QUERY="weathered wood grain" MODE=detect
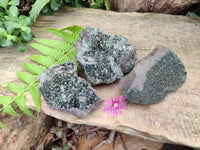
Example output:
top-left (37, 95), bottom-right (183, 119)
top-left (0, 6), bottom-right (200, 148)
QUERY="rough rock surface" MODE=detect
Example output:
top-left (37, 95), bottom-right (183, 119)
top-left (0, 112), bottom-right (53, 150)
top-left (121, 45), bottom-right (187, 104)
top-left (1, 6), bottom-right (200, 148)
top-left (75, 26), bottom-right (137, 85)
top-left (108, 0), bottom-right (200, 14)
top-left (38, 61), bottom-right (103, 118)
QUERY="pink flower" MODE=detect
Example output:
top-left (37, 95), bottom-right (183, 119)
top-left (103, 95), bottom-right (127, 117)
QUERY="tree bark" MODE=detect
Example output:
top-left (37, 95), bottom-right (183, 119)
top-left (108, 0), bottom-right (200, 14)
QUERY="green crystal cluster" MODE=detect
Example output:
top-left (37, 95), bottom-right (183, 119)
top-left (38, 61), bottom-right (102, 118)
top-left (75, 26), bottom-right (137, 85)
top-left (125, 50), bottom-right (187, 104)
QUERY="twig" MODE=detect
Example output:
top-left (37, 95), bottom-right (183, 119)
top-left (90, 130), bottom-right (116, 150)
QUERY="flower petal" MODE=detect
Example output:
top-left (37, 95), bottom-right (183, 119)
top-left (103, 105), bottom-right (112, 111)
top-left (114, 110), bottom-right (118, 117)
top-left (104, 102), bottom-right (111, 105)
top-left (119, 101), bottom-right (127, 105)
top-left (105, 99), bottom-right (112, 104)
top-left (119, 110), bottom-right (122, 114)
top-left (119, 95), bottom-right (126, 102)
top-left (119, 105), bottom-right (127, 109)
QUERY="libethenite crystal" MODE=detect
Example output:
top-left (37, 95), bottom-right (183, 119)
top-left (121, 45), bottom-right (187, 104)
top-left (75, 26), bottom-right (137, 85)
top-left (38, 61), bottom-right (103, 118)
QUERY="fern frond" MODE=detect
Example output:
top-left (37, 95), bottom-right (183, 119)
top-left (56, 47), bottom-right (76, 64)
top-left (0, 96), bottom-right (12, 106)
top-left (28, 55), bottom-right (55, 67)
top-left (60, 25), bottom-right (84, 34)
top-left (7, 82), bottom-right (26, 95)
top-left (15, 95), bottom-right (34, 117)
top-left (27, 84), bottom-right (40, 116)
top-left (43, 28), bottom-right (78, 44)
top-left (16, 71), bottom-right (37, 85)
top-left (0, 25), bottom-right (84, 130)
top-left (22, 62), bottom-right (46, 75)
top-left (3, 105), bottom-right (20, 116)
top-left (0, 122), bottom-right (8, 131)
top-left (33, 38), bottom-right (73, 51)
top-left (29, 43), bottom-right (64, 60)
top-left (29, 0), bottom-right (50, 22)
top-left (66, 47), bottom-right (77, 62)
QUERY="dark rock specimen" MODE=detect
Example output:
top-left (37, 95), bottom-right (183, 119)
top-left (38, 61), bottom-right (103, 118)
top-left (121, 45), bottom-right (187, 104)
top-left (75, 26), bottom-right (137, 85)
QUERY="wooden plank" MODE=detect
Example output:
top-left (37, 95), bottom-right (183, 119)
top-left (0, 6), bottom-right (200, 148)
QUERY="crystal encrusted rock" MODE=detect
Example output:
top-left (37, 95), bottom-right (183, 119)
top-left (121, 45), bottom-right (187, 104)
top-left (38, 61), bottom-right (103, 118)
top-left (75, 26), bottom-right (137, 85)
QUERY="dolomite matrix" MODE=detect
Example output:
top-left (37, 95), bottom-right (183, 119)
top-left (38, 61), bottom-right (103, 118)
top-left (75, 26), bottom-right (137, 85)
top-left (121, 45), bottom-right (187, 104)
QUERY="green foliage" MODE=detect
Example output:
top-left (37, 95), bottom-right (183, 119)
top-left (43, 28), bottom-right (79, 44)
top-left (72, 0), bottom-right (111, 10)
top-left (187, 11), bottom-right (200, 18)
top-left (42, 0), bottom-right (63, 16)
top-left (16, 71), bottom-right (37, 85)
top-left (0, 25), bottom-right (84, 130)
top-left (0, 121), bottom-right (8, 131)
top-left (29, 0), bottom-right (111, 24)
top-left (22, 62), bottom-right (46, 75)
top-left (0, 0), bottom-right (32, 52)
top-left (27, 84), bottom-right (41, 116)
top-left (15, 94), bottom-right (34, 117)
top-left (28, 55), bottom-right (56, 67)
top-left (90, 0), bottom-right (110, 10)
top-left (29, 0), bottom-right (50, 22)
top-left (0, 96), bottom-right (20, 116)
top-left (7, 82), bottom-right (25, 95)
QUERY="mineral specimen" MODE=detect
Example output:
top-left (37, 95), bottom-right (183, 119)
top-left (121, 45), bottom-right (187, 104)
top-left (75, 26), bottom-right (137, 85)
top-left (38, 61), bottom-right (103, 118)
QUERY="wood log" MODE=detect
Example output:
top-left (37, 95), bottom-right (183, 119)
top-left (0, 6), bottom-right (200, 148)
top-left (0, 113), bottom-right (53, 150)
top-left (108, 0), bottom-right (200, 14)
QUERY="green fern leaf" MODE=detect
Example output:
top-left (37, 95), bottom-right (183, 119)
top-left (33, 38), bottom-right (72, 51)
top-left (0, 96), bottom-right (12, 106)
top-left (43, 28), bottom-right (78, 44)
top-left (66, 47), bottom-right (76, 62)
top-left (15, 95), bottom-right (33, 117)
top-left (57, 47), bottom-right (75, 63)
top-left (0, 121), bottom-right (8, 131)
top-left (3, 105), bottom-right (20, 116)
top-left (29, 0), bottom-right (50, 22)
top-left (7, 82), bottom-right (26, 95)
top-left (57, 55), bottom-right (69, 64)
top-left (27, 84), bottom-right (40, 115)
top-left (22, 62), bottom-right (46, 75)
top-left (60, 25), bottom-right (84, 34)
top-left (104, 0), bottom-right (111, 10)
top-left (29, 43), bottom-right (64, 60)
top-left (16, 71), bottom-right (37, 85)
top-left (43, 28), bottom-right (66, 39)
top-left (28, 55), bottom-right (55, 67)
